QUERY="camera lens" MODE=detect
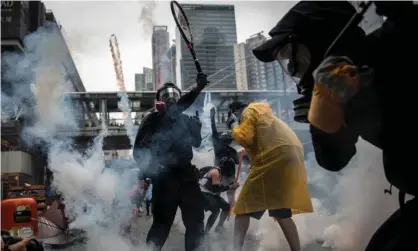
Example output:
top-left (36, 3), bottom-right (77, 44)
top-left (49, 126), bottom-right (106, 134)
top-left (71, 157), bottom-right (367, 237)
top-left (26, 238), bottom-right (44, 251)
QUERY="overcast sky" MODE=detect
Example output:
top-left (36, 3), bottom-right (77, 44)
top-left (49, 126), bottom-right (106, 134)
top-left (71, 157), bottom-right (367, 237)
top-left (45, 1), bottom-right (296, 92)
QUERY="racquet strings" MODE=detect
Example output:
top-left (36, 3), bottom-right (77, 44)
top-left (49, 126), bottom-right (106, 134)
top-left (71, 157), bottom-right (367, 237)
top-left (172, 3), bottom-right (193, 44)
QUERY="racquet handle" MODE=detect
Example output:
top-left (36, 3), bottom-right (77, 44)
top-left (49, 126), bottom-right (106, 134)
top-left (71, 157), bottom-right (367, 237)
top-left (194, 59), bottom-right (202, 73)
top-left (188, 45), bottom-right (202, 73)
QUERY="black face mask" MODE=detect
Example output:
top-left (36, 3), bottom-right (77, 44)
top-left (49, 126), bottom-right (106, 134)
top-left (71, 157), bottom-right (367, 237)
top-left (157, 86), bottom-right (181, 118)
top-left (165, 100), bottom-right (179, 118)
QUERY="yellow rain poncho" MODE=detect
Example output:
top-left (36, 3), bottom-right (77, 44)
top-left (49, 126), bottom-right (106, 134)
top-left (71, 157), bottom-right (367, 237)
top-left (232, 103), bottom-right (313, 215)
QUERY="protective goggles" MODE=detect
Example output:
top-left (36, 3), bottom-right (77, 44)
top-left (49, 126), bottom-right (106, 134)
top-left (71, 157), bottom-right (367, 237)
top-left (157, 87), bottom-right (181, 102)
top-left (275, 39), bottom-right (311, 84)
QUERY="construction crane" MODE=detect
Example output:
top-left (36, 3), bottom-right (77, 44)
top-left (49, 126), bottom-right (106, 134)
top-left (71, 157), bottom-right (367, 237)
top-left (109, 34), bottom-right (128, 119)
top-left (109, 34), bottom-right (127, 92)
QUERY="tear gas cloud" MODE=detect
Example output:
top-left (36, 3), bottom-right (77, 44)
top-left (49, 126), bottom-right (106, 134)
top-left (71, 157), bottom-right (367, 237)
top-left (193, 97), bottom-right (400, 251)
top-left (1, 23), bottom-right (401, 251)
top-left (118, 92), bottom-right (136, 147)
top-left (253, 141), bottom-right (399, 251)
top-left (1, 23), bottom-right (143, 250)
top-left (138, 1), bottom-right (157, 38)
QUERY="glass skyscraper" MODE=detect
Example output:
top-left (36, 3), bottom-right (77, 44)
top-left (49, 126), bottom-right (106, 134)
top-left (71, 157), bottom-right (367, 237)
top-left (152, 26), bottom-right (172, 90)
top-left (177, 4), bottom-right (238, 90)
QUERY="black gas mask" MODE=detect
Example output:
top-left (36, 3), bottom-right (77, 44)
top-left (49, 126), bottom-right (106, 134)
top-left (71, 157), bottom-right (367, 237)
top-left (156, 83), bottom-right (181, 116)
top-left (273, 35), bottom-right (314, 123)
top-left (252, 1), bottom-right (359, 124)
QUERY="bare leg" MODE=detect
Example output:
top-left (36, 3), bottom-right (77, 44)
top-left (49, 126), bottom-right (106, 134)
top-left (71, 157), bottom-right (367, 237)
top-left (276, 217), bottom-right (301, 251)
top-left (216, 209), bottom-right (229, 228)
top-left (234, 214), bottom-right (250, 251)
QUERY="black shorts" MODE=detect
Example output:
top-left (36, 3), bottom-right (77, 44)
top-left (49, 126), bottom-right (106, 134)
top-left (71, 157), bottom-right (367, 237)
top-left (202, 192), bottom-right (230, 212)
top-left (246, 208), bottom-right (292, 220)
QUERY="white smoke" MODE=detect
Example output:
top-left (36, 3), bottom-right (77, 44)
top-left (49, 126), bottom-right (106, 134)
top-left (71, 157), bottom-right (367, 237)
top-left (138, 1), bottom-right (157, 38)
top-left (191, 92), bottom-right (216, 168)
top-left (1, 24), bottom-right (145, 250)
top-left (118, 92), bottom-right (137, 148)
top-left (157, 52), bottom-right (173, 86)
top-left (2, 24), bottom-right (402, 251)
top-left (191, 92), bottom-right (399, 250)
top-left (254, 140), bottom-right (399, 251)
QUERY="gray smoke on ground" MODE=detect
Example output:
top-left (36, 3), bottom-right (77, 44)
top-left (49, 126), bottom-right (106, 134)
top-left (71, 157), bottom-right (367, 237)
top-left (254, 140), bottom-right (399, 251)
top-left (138, 1), bottom-right (157, 38)
top-left (191, 96), bottom-right (399, 251)
top-left (1, 24), bottom-right (147, 251)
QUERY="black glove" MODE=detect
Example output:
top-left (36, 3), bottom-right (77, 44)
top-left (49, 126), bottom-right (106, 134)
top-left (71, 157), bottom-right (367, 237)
top-left (190, 111), bottom-right (202, 128)
top-left (196, 72), bottom-right (209, 89)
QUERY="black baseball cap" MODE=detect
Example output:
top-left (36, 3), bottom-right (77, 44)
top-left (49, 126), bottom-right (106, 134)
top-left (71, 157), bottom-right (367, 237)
top-left (253, 1), bottom-right (356, 63)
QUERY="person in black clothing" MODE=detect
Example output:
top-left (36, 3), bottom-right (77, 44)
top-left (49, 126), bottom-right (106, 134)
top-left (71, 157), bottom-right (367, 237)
top-left (133, 73), bottom-right (209, 251)
top-left (199, 161), bottom-right (239, 234)
top-left (210, 107), bottom-right (239, 168)
top-left (144, 178), bottom-right (153, 216)
top-left (252, 1), bottom-right (418, 250)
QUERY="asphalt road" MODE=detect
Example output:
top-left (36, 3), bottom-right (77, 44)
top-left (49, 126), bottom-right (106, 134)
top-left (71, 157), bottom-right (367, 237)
top-left (45, 211), bottom-right (331, 251)
top-left (127, 212), bottom-right (331, 251)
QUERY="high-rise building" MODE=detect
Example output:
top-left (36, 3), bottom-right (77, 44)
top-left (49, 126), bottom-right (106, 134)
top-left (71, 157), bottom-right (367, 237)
top-left (152, 26), bottom-right (172, 90)
top-left (244, 32), bottom-right (288, 90)
top-left (233, 43), bottom-right (248, 91)
top-left (170, 43), bottom-right (177, 86)
top-left (245, 32), bottom-right (268, 90)
top-left (135, 73), bottom-right (145, 91)
top-left (134, 67), bottom-right (154, 91)
top-left (177, 4), bottom-right (238, 91)
top-left (143, 67), bottom-right (154, 89)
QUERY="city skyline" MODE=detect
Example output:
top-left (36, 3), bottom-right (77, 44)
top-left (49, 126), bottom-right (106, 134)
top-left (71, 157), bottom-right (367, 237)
top-left (45, 1), bottom-right (297, 92)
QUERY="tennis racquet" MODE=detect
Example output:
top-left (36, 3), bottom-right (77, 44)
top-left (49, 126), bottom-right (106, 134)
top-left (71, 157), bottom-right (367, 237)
top-left (170, 1), bottom-right (202, 73)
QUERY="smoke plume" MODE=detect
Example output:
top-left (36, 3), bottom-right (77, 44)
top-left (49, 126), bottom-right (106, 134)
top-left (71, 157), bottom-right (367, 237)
top-left (138, 1), bottom-right (157, 37)
top-left (254, 140), bottom-right (399, 251)
top-left (1, 23), bottom-right (145, 250)
top-left (118, 92), bottom-right (137, 147)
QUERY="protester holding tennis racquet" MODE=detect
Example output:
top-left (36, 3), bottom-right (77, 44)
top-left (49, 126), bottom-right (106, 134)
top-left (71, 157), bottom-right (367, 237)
top-left (132, 2), bottom-right (209, 251)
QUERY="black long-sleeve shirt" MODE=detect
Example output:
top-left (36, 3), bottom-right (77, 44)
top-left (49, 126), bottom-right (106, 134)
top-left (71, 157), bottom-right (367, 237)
top-left (133, 85), bottom-right (203, 173)
top-left (311, 2), bottom-right (418, 196)
top-left (210, 113), bottom-right (239, 166)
